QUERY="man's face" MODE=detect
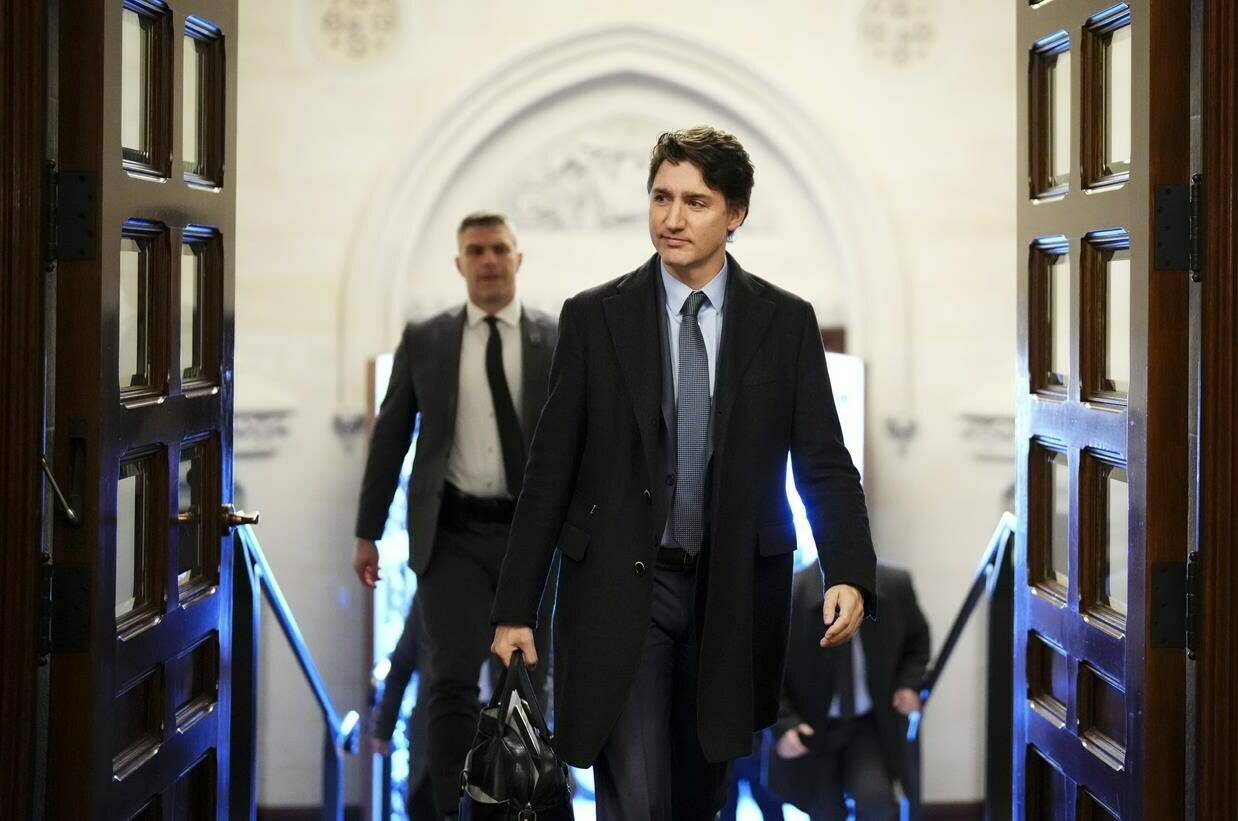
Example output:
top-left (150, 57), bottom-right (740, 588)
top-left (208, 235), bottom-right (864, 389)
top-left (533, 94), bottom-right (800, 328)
top-left (456, 224), bottom-right (521, 309)
top-left (648, 160), bottom-right (747, 275)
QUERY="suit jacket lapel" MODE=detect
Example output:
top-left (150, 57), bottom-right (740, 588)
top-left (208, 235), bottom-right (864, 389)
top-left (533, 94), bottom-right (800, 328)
top-left (712, 256), bottom-right (776, 464)
top-left (440, 306), bottom-right (466, 437)
top-left (603, 257), bottom-right (662, 491)
top-left (519, 310), bottom-right (549, 448)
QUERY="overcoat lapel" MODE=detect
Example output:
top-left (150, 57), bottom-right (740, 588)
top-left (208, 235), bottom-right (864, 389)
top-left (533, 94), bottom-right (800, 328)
top-left (438, 306), bottom-right (466, 434)
top-left (602, 257), bottom-right (662, 492)
top-left (711, 255), bottom-right (777, 466)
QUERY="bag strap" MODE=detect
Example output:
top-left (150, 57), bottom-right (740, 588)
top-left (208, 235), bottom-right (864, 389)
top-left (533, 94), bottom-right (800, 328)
top-left (491, 648), bottom-right (553, 738)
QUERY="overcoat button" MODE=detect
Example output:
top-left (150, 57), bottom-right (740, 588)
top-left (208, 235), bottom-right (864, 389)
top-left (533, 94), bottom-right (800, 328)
top-left (588, 504), bottom-right (598, 517)
top-left (642, 489), bottom-right (652, 503)
top-left (634, 561), bottom-right (646, 576)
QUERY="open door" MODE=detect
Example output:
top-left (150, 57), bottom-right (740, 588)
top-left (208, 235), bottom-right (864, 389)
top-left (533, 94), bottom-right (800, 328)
top-left (46, 1), bottom-right (241, 817)
top-left (1014, 1), bottom-right (1191, 818)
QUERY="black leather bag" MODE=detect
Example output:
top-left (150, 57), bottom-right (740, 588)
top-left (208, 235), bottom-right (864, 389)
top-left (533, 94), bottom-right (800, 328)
top-left (458, 650), bottom-right (574, 820)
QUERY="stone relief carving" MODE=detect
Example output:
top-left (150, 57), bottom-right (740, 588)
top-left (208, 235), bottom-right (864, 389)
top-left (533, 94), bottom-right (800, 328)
top-left (959, 412), bottom-right (1015, 463)
top-left (501, 116), bottom-right (772, 233)
top-left (312, 0), bottom-right (400, 65)
top-left (860, 0), bottom-right (935, 69)
top-left (502, 119), bottom-right (655, 231)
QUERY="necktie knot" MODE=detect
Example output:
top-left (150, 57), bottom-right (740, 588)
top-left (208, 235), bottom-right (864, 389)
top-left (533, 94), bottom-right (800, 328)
top-left (484, 315), bottom-right (498, 329)
top-left (682, 291), bottom-right (708, 318)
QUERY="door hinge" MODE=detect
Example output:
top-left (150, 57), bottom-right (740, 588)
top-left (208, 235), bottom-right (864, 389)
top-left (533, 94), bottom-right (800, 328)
top-left (42, 160), bottom-right (98, 269)
top-left (1150, 552), bottom-right (1201, 657)
top-left (1186, 550), bottom-right (1202, 659)
top-left (38, 562), bottom-right (91, 662)
top-left (1154, 174), bottom-right (1204, 281)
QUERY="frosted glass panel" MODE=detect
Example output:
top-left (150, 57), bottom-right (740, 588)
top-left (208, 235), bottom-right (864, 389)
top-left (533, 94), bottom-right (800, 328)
top-left (1050, 452), bottom-right (1070, 589)
top-left (1104, 467), bottom-right (1128, 615)
top-left (1051, 51), bottom-right (1072, 187)
top-left (1105, 255), bottom-right (1130, 394)
top-left (121, 9), bottom-right (149, 158)
top-left (1105, 26), bottom-right (1132, 172)
top-left (116, 461), bottom-right (147, 619)
top-left (1050, 254), bottom-right (1070, 385)
top-left (178, 444), bottom-right (205, 586)
top-left (180, 244), bottom-right (203, 380)
top-left (119, 237), bottom-right (149, 389)
top-left (183, 37), bottom-right (200, 171)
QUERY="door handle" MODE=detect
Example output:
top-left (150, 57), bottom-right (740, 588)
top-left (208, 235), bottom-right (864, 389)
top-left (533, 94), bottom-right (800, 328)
top-left (221, 503), bottom-right (260, 531)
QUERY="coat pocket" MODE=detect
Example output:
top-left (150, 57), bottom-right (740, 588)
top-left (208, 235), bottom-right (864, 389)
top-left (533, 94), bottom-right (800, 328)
top-left (757, 521), bottom-right (798, 556)
top-left (557, 521), bottom-right (590, 561)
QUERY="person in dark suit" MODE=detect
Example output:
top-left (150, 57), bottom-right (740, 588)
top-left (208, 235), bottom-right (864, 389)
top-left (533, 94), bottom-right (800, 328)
top-left (370, 595), bottom-right (436, 821)
top-left (489, 126), bottom-right (877, 819)
top-left (352, 211), bottom-right (558, 818)
top-left (771, 561), bottom-right (931, 821)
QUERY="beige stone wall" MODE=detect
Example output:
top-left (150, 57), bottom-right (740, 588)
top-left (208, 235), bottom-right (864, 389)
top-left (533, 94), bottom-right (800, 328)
top-left (236, 0), bottom-right (1016, 805)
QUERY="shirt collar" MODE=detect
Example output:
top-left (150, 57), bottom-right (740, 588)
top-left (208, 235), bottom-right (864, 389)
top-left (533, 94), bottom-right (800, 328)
top-left (466, 297), bottom-right (522, 328)
top-left (659, 257), bottom-right (729, 316)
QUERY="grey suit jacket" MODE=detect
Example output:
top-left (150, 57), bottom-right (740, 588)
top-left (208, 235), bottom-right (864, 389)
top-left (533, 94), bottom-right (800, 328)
top-left (355, 304), bottom-right (558, 573)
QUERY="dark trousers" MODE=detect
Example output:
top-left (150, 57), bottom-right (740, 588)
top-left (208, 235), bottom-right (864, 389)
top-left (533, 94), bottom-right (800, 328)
top-left (416, 519), bottom-right (551, 817)
top-left (592, 566), bottom-right (731, 820)
top-left (798, 715), bottom-right (897, 821)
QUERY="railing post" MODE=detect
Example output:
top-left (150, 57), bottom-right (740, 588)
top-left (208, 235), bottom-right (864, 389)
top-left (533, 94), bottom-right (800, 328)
top-left (322, 727), bottom-right (344, 821)
top-left (985, 526), bottom-right (1015, 821)
top-left (230, 534), bottom-right (260, 820)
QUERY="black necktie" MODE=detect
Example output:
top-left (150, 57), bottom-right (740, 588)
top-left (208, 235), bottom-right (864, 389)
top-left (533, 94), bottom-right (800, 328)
top-left (835, 641), bottom-right (856, 719)
top-left (483, 316), bottom-right (525, 498)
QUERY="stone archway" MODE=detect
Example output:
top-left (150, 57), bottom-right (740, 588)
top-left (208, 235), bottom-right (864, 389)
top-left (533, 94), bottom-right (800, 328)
top-left (336, 24), bottom-right (914, 443)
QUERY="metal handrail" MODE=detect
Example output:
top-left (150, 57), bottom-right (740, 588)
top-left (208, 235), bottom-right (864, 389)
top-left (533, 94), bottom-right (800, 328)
top-left (903, 511), bottom-right (1016, 821)
top-left (232, 525), bottom-right (361, 821)
top-left (920, 511), bottom-right (1017, 704)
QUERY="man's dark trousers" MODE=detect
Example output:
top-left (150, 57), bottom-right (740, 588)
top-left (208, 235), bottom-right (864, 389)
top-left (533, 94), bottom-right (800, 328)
top-left (417, 512), bottom-right (552, 817)
top-left (592, 561), bottom-right (730, 820)
top-left (790, 714), bottom-right (897, 821)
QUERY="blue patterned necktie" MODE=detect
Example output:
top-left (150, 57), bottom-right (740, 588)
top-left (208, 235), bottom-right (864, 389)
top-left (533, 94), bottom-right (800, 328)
top-left (672, 290), bottom-right (711, 555)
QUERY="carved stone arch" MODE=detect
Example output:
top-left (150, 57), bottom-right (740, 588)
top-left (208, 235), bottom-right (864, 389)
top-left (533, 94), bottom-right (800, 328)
top-left (337, 24), bottom-right (913, 439)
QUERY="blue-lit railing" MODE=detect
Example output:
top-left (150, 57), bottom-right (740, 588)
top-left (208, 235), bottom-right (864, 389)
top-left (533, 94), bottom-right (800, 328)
top-left (905, 512), bottom-right (1016, 821)
top-left (231, 525), bottom-right (361, 821)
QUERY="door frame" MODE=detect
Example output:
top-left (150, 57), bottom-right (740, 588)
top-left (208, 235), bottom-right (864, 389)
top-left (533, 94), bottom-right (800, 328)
top-left (1198, 0), bottom-right (1238, 816)
top-left (0, 0), bottom-right (49, 817)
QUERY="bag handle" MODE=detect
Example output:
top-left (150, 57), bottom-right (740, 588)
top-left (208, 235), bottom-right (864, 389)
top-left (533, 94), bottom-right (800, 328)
top-left (492, 648), bottom-right (553, 739)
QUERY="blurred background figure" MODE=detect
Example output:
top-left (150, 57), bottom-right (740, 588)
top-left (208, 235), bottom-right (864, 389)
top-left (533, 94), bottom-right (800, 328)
top-left (772, 561), bottom-right (930, 821)
top-left (352, 212), bottom-right (558, 817)
top-left (371, 594), bottom-right (437, 820)
top-left (719, 730), bottom-right (784, 821)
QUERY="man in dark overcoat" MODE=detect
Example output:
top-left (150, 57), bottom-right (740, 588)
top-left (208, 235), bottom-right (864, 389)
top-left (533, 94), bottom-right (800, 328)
top-left (490, 127), bottom-right (877, 819)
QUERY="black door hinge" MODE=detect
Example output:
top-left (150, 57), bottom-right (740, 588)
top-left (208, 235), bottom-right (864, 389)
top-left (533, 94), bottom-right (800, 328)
top-left (42, 160), bottom-right (98, 269)
top-left (1186, 550), bottom-right (1202, 659)
top-left (38, 562), bottom-right (91, 664)
top-left (1154, 174), bottom-right (1204, 281)
top-left (1150, 552), bottom-right (1201, 658)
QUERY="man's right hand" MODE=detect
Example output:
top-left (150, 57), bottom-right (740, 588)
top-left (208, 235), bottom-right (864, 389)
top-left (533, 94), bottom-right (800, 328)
top-left (352, 539), bottom-right (381, 588)
top-left (775, 723), bottom-right (814, 759)
top-left (491, 624), bottom-right (538, 668)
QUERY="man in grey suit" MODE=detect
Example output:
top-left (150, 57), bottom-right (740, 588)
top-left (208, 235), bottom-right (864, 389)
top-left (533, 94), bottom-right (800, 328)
top-left (490, 127), bottom-right (876, 819)
top-left (352, 212), bottom-right (557, 818)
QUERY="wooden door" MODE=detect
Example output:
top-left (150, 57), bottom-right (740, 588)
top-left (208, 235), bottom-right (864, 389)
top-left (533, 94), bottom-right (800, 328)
top-left (1014, 1), bottom-right (1190, 818)
top-left (46, 1), bottom-right (240, 817)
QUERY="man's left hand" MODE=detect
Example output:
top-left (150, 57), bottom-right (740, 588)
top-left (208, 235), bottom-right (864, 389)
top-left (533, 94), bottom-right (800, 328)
top-left (820, 584), bottom-right (864, 647)
top-left (892, 688), bottom-right (922, 715)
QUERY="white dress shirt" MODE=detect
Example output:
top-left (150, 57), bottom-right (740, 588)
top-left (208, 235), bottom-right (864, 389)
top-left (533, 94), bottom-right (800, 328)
top-left (659, 258), bottom-right (728, 399)
top-left (445, 298), bottom-right (524, 499)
